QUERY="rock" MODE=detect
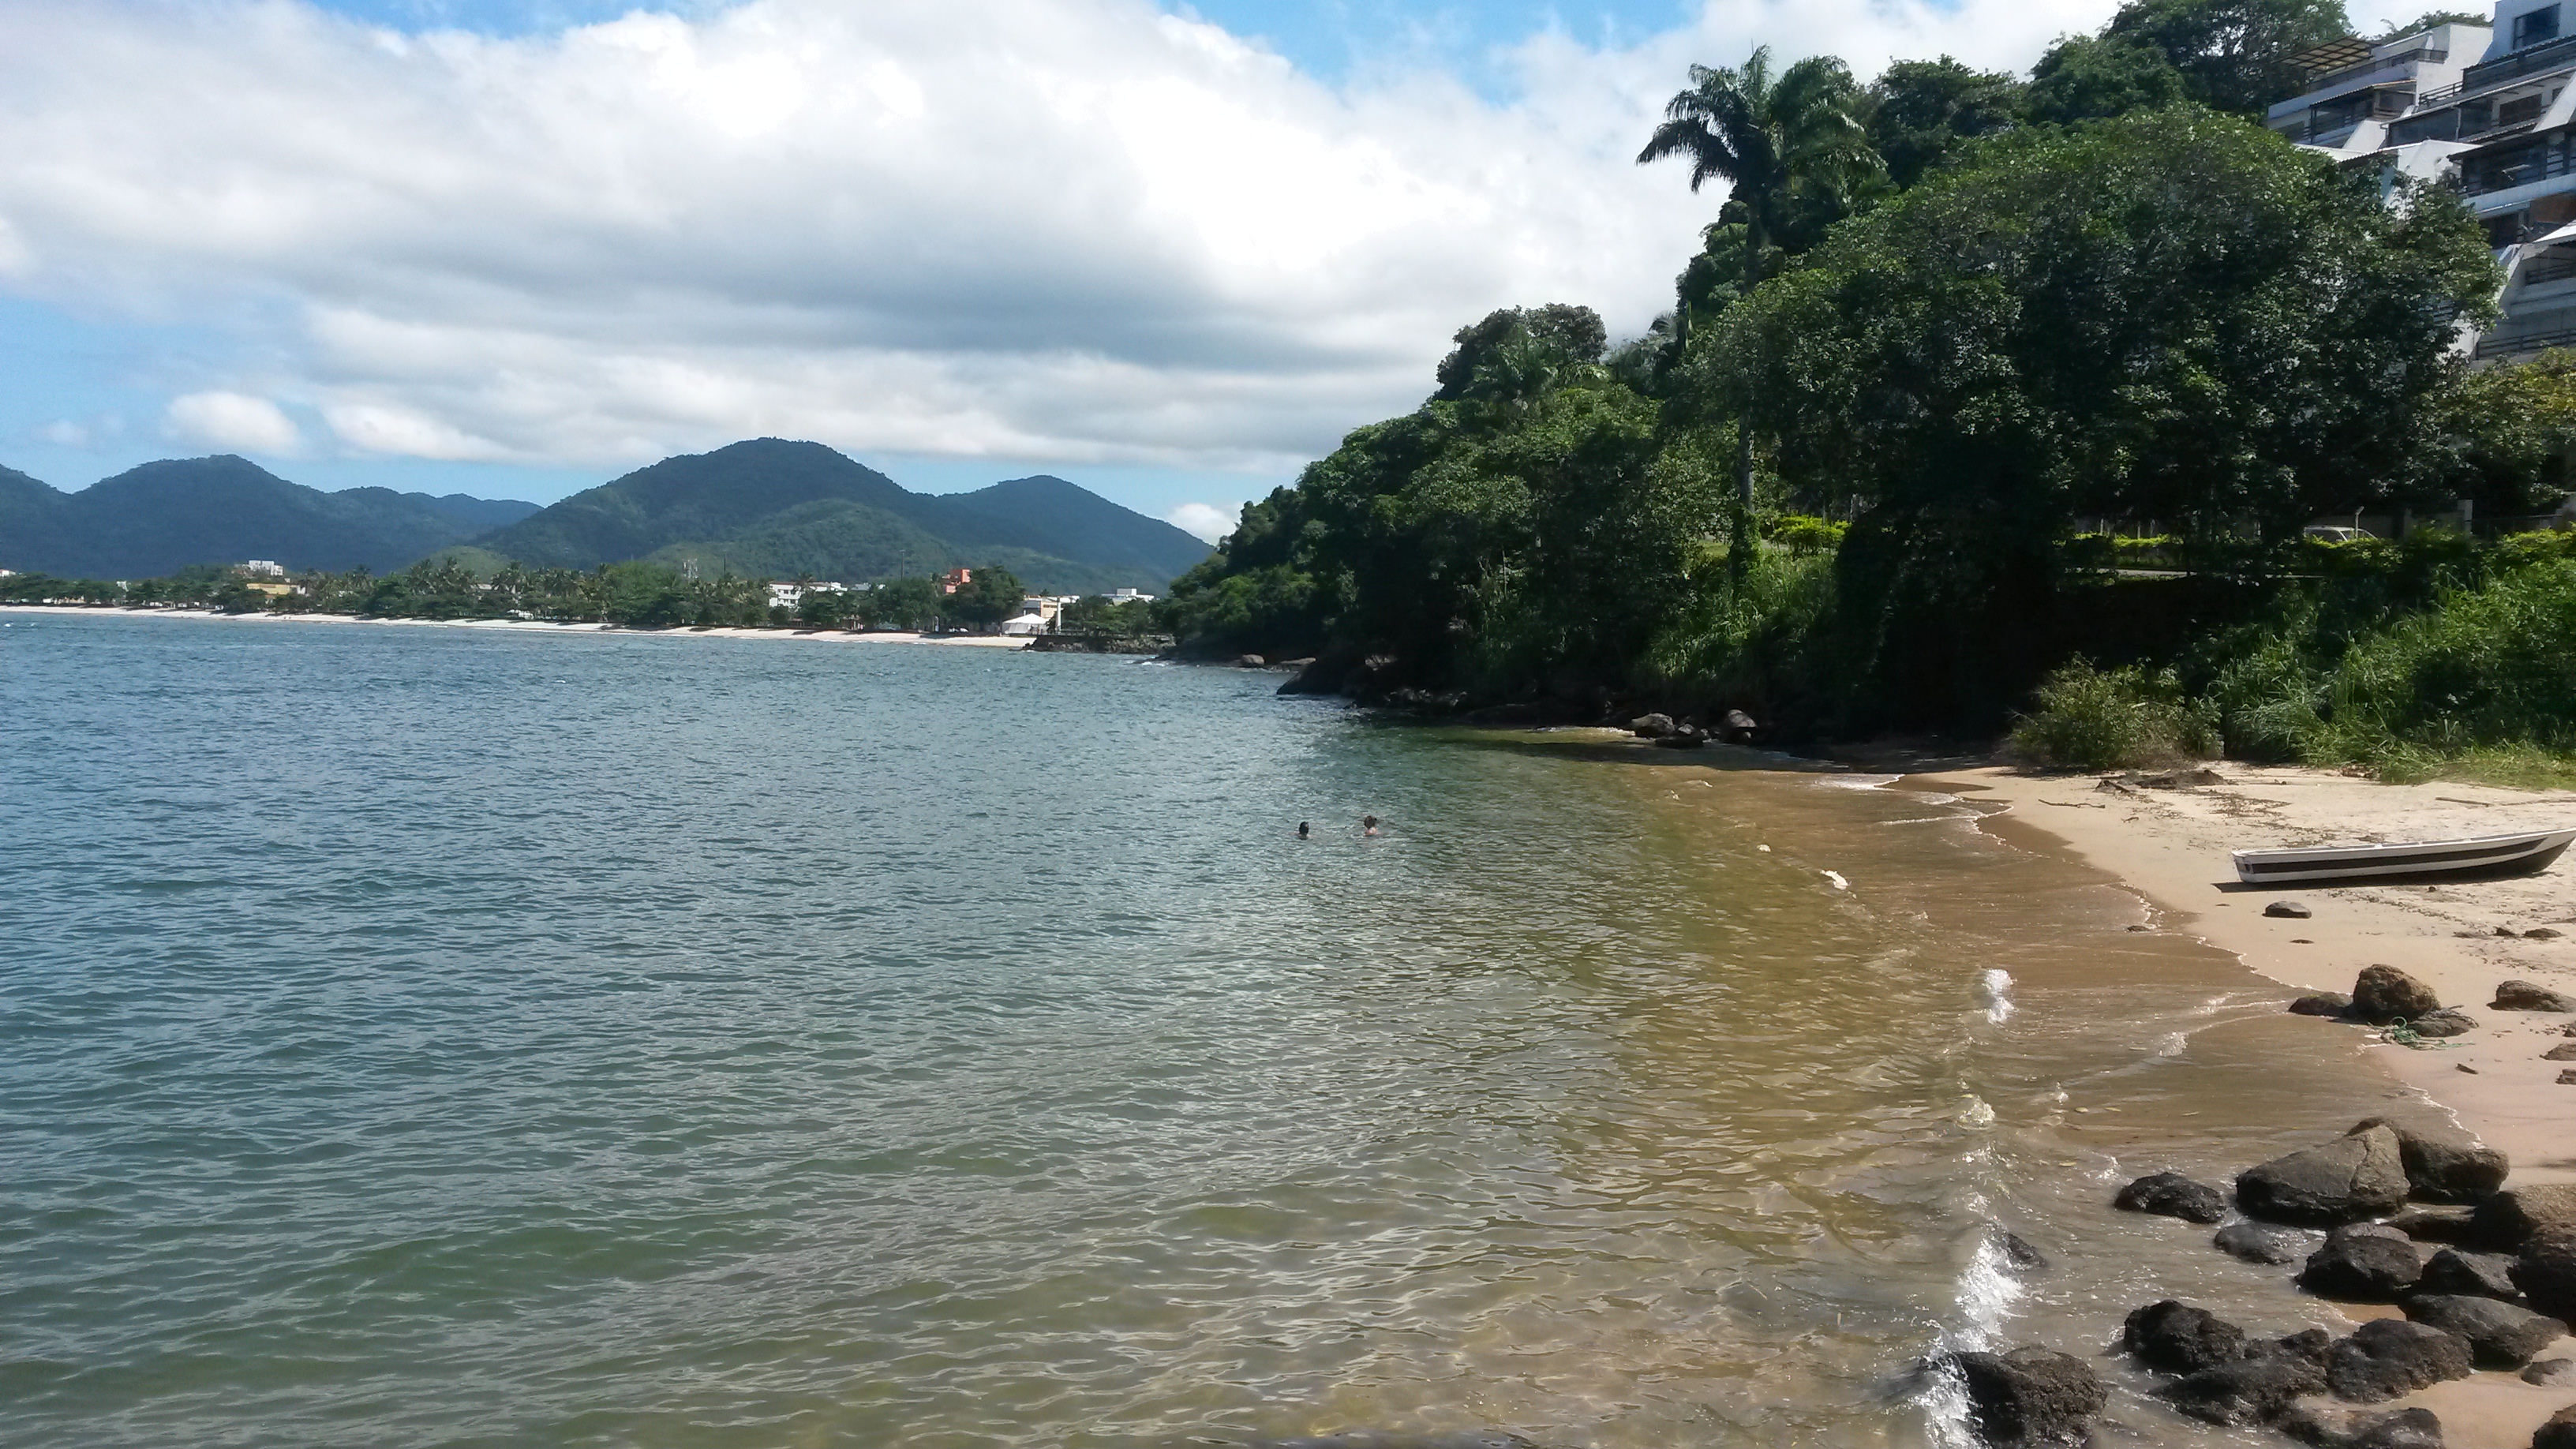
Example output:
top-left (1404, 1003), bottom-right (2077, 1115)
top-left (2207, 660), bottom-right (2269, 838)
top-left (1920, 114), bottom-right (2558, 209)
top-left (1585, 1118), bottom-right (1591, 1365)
top-left (2274, 1327), bottom-right (2335, 1365)
top-left (1627, 713), bottom-right (1676, 738)
top-left (2353, 965), bottom-right (2443, 1024)
top-left (2537, 1404), bottom-right (2576, 1449)
top-left (2349, 1117), bottom-right (2510, 1202)
top-left (1720, 708), bottom-right (1757, 743)
top-left (2469, 1185), bottom-right (2576, 1252)
top-left (2501, 927), bottom-right (2523, 938)
top-left (2494, 980), bottom-right (2576, 1013)
top-left (2117, 1171), bottom-right (2231, 1223)
top-left (1649, 731), bottom-right (1708, 750)
top-left (2278, 1406), bottom-right (2447, 1449)
top-left (1939, 1346), bottom-right (2106, 1447)
top-left (2238, 1126), bottom-right (2412, 1226)
top-left (2546, 1043), bottom-right (2576, 1061)
top-left (2562, 1068), bottom-right (2576, 1084)
top-left (2408, 1009), bottom-right (2477, 1038)
top-left (2402, 1294), bottom-right (2567, 1368)
top-left (2217, 1221), bottom-right (2318, 1264)
top-left (2300, 1225), bottom-right (2424, 1301)
top-left (2521, 1356), bottom-right (2576, 1386)
top-left (1235, 654), bottom-right (1267, 668)
top-left (2292, 993), bottom-right (2357, 1017)
top-left (2121, 1300), bottom-right (2248, 1373)
top-left (2323, 1318), bottom-right (2473, 1402)
top-left (2414, 1247), bottom-right (2522, 1300)
top-left (2529, 927), bottom-right (2565, 940)
top-left (1987, 1228), bottom-right (2048, 1275)
top-left (2511, 1240), bottom-right (2576, 1321)
top-left (2268, 900), bottom-right (2316, 919)
top-left (2391, 1208), bottom-right (2478, 1245)
top-left (2159, 1350), bottom-right (2328, 1427)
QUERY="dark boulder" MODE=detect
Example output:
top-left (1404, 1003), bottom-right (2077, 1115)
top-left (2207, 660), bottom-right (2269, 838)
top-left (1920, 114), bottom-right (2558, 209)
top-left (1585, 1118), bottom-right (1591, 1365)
top-left (2408, 1009), bottom-right (2477, 1038)
top-left (2414, 1247), bottom-right (2522, 1301)
top-left (1720, 708), bottom-right (1757, 743)
top-left (2267, 900), bottom-right (2316, 919)
top-left (2278, 1406), bottom-right (2447, 1449)
top-left (1986, 1228), bottom-right (2048, 1275)
top-left (2323, 1318), bottom-right (2473, 1402)
top-left (1938, 1346), bottom-right (2106, 1447)
top-left (2292, 993), bottom-right (2357, 1017)
top-left (2402, 1294), bottom-right (2567, 1368)
top-left (2493, 980), bottom-right (2576, 1013)
top-left (1627, 713), bottom-right (1676, 738)
top-left (1277, 656), bottom-right (1349, 696)
top-left (2353, 965), bottom-right (2442, 1024)
top-left (2349, 1117), bottom-right (2509, 1203)
top-left (2389, 1208), bottom-right (2477, 1245)
top-left (1649, 729), bottom-right (1707, 750)
top-left (2470, 1185), bottom-right (2576, 1251)
top-left (2522, 1357), bottom-right (2576, 1386)
top-left (2544, 1042), bottom-right (2576, 1061)
top-left (2217, 1221), bottom-right (2319, 1264)
top-left (2510, 1239), bottom-right (2576, 1321)
top-left (2117, 1171), bottom-right (2230, 1223)
top-left (2121, 1300), bottom-right (2247, 1373)
top-left (2238, 1125), bottom-right (2411, 1226)
top-left (2159, 1349), bottom-right (2327, 1427)
top-left (1235, 654), bottom-right (1267, 668)
top-left (2300, 1225), bottom-right (2424, 1301)
top-left (2538, 1404), bottom-right (2576, 1449)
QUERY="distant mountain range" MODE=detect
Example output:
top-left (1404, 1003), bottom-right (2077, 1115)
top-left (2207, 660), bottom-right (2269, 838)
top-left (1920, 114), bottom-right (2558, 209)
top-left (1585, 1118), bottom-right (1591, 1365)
top-left (0, 440), bottom-right (1211, 593)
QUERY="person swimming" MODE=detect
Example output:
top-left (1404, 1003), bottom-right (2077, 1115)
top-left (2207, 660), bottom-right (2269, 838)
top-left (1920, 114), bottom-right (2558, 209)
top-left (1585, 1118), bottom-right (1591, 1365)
top-left (1297, 822), bottom-right (1310, 839)
top-left (1361, 814), bottom-right (1380, 837)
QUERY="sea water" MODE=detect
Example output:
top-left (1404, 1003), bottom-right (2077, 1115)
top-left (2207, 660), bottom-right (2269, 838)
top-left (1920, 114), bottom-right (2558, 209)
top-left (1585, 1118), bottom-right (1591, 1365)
top-left (0, 615), bottom-right (2426, 1447)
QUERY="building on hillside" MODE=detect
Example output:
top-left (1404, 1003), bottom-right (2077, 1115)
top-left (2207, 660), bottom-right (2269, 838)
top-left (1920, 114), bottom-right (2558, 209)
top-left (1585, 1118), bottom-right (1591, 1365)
top-left (1104, 587), bottom-right (1156, 604)
top-left (768, 581), bottom-right (844, 610)
top-left (238, 560), bottom-right (287, 578)
top-left (939, 567), bottom-right (973, 596)
top-left (2278, 5), bottom-right (2576, 359)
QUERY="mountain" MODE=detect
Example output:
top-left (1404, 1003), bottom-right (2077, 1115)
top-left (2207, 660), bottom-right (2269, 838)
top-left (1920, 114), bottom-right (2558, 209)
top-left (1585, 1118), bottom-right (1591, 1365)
top-left (0, 456), bottom-right (544, 579)
top-left (470, 439), bottom-right (1211, 593)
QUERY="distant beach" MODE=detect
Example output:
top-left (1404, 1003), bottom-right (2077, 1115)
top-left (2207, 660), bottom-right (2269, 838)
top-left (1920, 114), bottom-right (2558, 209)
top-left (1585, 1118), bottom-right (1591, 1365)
top-left (0, 603), bottom-right (1032, 647)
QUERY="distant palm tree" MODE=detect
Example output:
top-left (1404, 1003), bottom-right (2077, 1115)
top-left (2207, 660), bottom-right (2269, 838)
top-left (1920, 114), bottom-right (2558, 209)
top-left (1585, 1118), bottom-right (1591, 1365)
top-left (1639, 48), bottom-right (1876, 539)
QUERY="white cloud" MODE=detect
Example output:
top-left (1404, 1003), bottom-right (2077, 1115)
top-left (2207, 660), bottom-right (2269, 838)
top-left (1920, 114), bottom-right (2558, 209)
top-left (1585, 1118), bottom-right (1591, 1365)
top-left (164, 391), bottom-right (302, 454)
top-left (37, 418), bottom-right (88, 447)
top-left (0, 0), bottom-right (2166, 477)
top-left (1166, 500), bottom-right (1237, 543)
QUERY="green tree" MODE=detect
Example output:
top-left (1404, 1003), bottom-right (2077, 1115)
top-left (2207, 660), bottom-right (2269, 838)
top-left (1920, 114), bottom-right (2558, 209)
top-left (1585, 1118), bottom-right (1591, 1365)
top-left (860, 576), bottom-right (942, 630)
top-left (2026, 35), bottom-right (2189, 125)
top-left (1866, 58), bottom-right (2027, 189)
top-left (1638, 49), bottom-right (1879, 552)
top-left (944, 566), bottom-right (1027, 629)
top-left (2105, 0), bottom-right (2352, 114)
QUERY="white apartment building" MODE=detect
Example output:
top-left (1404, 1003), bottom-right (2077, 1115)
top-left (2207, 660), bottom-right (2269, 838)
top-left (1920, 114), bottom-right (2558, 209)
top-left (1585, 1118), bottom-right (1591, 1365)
top-left (2276, 3), bottom-right (2576, 358)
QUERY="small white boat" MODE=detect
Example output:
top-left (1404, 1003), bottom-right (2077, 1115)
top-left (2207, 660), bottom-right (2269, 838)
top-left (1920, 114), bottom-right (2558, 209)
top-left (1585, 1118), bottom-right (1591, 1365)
top-left (2234, 827), bottom-right (2576, 885)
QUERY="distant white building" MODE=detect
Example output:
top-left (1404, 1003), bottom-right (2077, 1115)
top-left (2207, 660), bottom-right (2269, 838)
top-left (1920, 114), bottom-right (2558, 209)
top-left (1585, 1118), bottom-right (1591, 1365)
top-left (998, 612), bottom-right (1050, 636)
top-left (238, 560), bottom-right (286, 578)
top-left (1104, 587), bottom-right (1156, 604)
top-left (768, 581), bottom-right (846, 609)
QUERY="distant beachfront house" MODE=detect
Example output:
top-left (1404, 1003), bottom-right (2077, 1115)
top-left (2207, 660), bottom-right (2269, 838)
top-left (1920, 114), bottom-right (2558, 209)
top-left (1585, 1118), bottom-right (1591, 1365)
top-left (1104, 587), bottom-right (1156, 604)
top-left (237, 560), bottom-right (286, 578)
top-left (2271, 4), bottom-right (2576, 360)
top-left (768, 581), bottom-right (844, 610)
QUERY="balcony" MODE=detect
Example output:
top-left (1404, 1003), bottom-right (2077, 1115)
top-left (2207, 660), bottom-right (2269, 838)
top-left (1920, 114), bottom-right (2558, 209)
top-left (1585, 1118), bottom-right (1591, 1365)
top-left (2461, 143), bottom-right (2576, 195)
top-left (2301, 46), bottom-right (2448, 93)
top-left (2522, 250), bottom-right (2576, 284)
top-left (2424, 31), bottom-right (2576, 105)
top-left (2474, 320), bottom-right (2576, 357)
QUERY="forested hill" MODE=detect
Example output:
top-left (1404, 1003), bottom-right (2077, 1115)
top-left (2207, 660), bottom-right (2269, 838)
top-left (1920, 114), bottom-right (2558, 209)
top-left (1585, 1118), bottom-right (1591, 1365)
top-left (470, 440), bottom-right (1208, 594)
top-left (0, 456), bottom-right (541, 578)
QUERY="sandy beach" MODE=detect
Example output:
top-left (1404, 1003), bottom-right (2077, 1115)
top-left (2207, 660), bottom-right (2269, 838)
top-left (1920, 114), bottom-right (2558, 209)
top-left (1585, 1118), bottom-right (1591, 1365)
top-left (1918, 762), bottom-right (2576, 1443)
top-left (0, 604), bottom-right (1035, 647)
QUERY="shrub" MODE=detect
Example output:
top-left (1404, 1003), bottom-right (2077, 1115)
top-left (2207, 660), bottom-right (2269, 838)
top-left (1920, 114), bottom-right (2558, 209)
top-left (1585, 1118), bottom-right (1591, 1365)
top-left (2009, 658), bottom-right (2218, 769)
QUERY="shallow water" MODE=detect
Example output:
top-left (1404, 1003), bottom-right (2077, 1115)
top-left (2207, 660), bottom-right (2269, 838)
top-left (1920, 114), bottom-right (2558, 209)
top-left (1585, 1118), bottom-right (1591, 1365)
top-left (0, 616), bottom-right (2424, 1447)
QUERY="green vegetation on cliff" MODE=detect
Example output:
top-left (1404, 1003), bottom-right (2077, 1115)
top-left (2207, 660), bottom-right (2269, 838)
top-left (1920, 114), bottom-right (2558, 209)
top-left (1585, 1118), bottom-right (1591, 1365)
top-left (1164, 0), bottom-right (2576, 773)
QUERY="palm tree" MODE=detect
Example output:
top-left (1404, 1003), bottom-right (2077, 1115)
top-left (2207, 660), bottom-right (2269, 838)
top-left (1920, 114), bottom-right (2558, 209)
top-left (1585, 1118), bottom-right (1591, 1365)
top-left (1639, 49), bottom-right (1876, 541)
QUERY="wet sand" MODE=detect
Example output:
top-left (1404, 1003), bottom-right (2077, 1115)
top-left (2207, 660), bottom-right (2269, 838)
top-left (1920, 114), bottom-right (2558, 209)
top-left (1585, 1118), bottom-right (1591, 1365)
top-left (1917, 762), bottom-right (2576, 1444)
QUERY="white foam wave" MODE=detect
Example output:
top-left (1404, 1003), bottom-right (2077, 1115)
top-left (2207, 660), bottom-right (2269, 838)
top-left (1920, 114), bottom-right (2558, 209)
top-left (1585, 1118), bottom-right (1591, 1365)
top-left (1980, 968), bottom-right (2015, 1024)
top-left (1823, 870), bottom-right (1849, 891)
top-left (1919, 1219), bottom-right (2031, 1447)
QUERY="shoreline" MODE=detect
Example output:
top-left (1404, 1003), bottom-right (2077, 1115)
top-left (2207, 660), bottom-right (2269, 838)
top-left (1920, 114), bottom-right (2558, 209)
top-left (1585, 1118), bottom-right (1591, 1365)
top-left (1911, 762), bottom-right (2576, 1183)
top-left (0, 603), bottom-right (1034, 647)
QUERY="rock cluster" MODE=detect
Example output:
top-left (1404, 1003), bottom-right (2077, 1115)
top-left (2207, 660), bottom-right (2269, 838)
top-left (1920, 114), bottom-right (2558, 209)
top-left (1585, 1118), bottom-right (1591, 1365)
top-left (2282, 964), bottom-right (2486, 1037)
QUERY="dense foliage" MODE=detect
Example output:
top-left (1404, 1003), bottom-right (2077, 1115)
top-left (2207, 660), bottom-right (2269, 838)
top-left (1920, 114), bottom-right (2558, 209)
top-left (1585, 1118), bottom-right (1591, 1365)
top-left (1163, 0), bottom-right (2576, 773)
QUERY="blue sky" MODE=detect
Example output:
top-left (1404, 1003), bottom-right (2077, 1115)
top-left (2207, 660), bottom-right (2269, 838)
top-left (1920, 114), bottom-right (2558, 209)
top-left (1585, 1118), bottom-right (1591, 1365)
top-left (0, 0), bottom-right (2160, 536)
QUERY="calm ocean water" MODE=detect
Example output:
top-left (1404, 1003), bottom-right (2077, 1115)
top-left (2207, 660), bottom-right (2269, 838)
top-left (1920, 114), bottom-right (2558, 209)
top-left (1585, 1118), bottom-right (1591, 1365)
top-left (0, 615), bottom-right (2424, 1448)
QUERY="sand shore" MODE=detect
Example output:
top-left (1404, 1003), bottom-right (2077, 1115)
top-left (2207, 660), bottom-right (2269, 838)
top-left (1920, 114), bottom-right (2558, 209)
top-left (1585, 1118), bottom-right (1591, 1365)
top-left (1909, 764), bottom-right (2576, 1443)
top-left (0, 604), bottom-right (1034, 647)
top-left (1918, 762), bottom-right (2576, 1181)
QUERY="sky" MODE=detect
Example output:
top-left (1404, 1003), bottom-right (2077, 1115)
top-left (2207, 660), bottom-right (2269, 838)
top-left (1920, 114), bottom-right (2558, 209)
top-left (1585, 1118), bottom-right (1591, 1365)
top-left (0, 0), bottom-right (2429, 541)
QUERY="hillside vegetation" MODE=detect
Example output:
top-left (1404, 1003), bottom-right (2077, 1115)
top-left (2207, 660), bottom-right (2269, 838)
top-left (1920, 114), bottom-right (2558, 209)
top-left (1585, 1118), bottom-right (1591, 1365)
top-left (1160, 2), bottom-right (2576, 777)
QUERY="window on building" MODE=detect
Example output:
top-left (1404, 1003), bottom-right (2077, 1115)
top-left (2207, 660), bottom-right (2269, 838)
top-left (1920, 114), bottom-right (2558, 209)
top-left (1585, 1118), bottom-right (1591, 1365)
top-left (2502, 92), bottom-right (2548, 125)
top-left (2514, 4), bottom-right (2560, 49)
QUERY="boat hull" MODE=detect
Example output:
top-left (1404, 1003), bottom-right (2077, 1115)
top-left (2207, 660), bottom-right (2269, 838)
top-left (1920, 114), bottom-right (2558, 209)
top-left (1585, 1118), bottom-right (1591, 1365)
top-left (2233, 829), bottom-right (2576, 885)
